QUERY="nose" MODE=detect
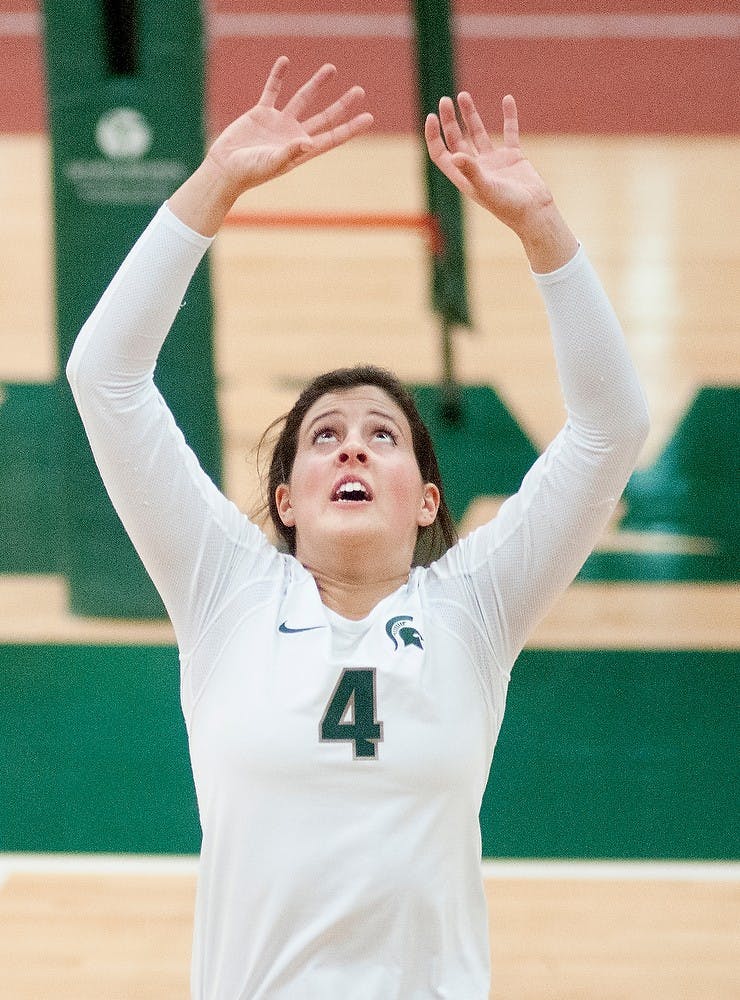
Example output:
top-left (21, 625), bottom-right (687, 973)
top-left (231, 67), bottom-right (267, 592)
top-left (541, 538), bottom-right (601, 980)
top-left (338, 439), bottom-right (368, 464)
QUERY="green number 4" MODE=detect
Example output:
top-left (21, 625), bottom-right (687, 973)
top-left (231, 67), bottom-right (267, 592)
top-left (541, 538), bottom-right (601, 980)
top-left (320, 668), bottom-right (383, 759)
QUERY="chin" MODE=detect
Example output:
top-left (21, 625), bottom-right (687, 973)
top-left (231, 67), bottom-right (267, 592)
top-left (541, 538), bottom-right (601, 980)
top-left (297, 509), bottom-right (417, 558)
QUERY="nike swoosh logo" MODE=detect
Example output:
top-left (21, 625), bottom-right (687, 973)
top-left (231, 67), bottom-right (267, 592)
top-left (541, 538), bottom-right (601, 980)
top-left (278, 622), bottom-right (327, 635)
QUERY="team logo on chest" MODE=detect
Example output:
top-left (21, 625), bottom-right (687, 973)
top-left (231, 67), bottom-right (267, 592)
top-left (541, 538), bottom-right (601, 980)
top-left (385, 615), bottom-right (423, 651)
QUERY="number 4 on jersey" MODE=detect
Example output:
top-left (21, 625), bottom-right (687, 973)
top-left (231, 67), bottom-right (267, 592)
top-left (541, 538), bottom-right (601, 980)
top-left (320, 668), bottom-right (383, 759)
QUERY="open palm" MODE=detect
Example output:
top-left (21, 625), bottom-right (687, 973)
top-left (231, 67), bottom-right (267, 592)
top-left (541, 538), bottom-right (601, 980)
top-left (206, 57), bottom-right (373, 195)
top-left (425, 92), bottom-right (553, 235)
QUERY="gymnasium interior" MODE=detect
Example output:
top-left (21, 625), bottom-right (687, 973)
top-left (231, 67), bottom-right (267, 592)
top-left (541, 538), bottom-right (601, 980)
top-left (1, 2), bottom-right (738, 996)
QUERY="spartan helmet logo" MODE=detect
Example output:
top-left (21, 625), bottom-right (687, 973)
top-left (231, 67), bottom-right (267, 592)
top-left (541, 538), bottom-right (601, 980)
top-left (385, 615), bottom-right (423, 651)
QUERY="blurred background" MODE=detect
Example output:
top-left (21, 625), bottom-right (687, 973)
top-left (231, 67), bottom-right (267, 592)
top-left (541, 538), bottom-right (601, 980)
top-left (0, 1), bottom-right (738, 997)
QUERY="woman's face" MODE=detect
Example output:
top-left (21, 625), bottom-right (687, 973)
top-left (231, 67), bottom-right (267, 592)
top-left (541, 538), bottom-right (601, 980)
top-left (275, 386), bottom-right (440, 565)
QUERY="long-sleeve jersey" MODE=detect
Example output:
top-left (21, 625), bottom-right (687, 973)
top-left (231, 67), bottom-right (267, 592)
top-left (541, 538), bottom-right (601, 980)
top-left (67, 204), bottom-right (649, 999)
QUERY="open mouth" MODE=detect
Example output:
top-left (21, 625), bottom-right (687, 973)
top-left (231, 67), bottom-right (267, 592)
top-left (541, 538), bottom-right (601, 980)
top-left (331, 478), bottom-right (373, 503)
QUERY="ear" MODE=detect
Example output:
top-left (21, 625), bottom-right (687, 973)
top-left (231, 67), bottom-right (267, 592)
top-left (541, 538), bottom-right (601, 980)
top-left (275, 484), bottom-right (295, 528)
top-left (417, 483), bottom-right (441, 527)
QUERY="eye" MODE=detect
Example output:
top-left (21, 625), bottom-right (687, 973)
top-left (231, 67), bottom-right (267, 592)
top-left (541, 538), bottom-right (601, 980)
top-left (312, 425), bottom-right (337, 444)
top-left (373, 425), bottom-right (398, 444)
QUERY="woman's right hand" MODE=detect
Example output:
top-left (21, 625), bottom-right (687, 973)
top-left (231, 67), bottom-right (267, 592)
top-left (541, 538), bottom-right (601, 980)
top-left (168, 57), bottom-right (373, 236)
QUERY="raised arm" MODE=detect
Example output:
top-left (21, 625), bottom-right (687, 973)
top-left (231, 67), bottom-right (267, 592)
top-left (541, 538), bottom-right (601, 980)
top-left (424, 92), bottom-right (650, 669)
top-left (169, 56), bottom-right (373, 235)
top-left (66, 60), bottom-right (373, 648)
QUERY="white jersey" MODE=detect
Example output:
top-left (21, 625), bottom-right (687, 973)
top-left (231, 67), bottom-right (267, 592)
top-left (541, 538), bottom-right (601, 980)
top-left (67, 205), bottom-right (648, 999)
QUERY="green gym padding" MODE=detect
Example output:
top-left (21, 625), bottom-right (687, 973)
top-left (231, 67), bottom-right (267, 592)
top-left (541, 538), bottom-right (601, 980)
top-left (412, 383), bottom-right (539, 522)
top-left (1, 644), bottom-right (736, 859)
top-left (0, 644), bottom-right (199, 854)
top-left (0, 384), bottom-right (62, 573)
top-left (416, 382), bottom-right (738, 583)
top-left (623, 385), bottom-right (739, 549)
top-left (42, 0), bottom-right (221, 617)
top-left (482, 649), bottom-right (739, 859)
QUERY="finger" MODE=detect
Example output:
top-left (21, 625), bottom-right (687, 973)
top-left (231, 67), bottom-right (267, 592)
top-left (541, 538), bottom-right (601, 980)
top-left (302, 85), bottom-right (366, 136)
top-left (425, 112), bottom-right (463, 175)
top-left (425, 115), bottom-right (474, 194)
top-left (457, 91), bottom-right (494, 153)
top-left (258, 56), bottom-right (290, 108)
top-left (502, 94), bottom-right (520, 147)
top-left (283, 63), bottom-right (337, 118)
top-left (305, 111), bottom-right (374, 157)
top-left (438, 96), bottom-right (467, 153)
top-left (424, 113), bottom-right (448, 161)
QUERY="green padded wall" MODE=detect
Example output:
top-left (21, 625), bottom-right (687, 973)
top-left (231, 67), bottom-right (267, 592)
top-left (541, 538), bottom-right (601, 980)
top-left (412, 383), bottom-right (539, 521)
top-left (619, 386), bottom-right (740, 582)
top-left (415, 383), bottom-right (739, 584)
top-left (1, 644), bottom-right (736, 859)
top-left (42, 0), bottom-right (221, 617)
top-left (0, 384), bottom-right (61, 574)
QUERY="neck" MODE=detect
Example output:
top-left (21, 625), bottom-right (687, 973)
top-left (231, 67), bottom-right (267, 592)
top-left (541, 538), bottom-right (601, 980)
top-left (296, 536), bottom-right (412, 620)
top-left (308, 566), bottom-right (409, 620)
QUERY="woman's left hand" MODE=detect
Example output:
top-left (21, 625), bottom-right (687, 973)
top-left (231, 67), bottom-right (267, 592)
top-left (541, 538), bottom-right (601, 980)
top-left (425, 93), bottom-right (578, 270)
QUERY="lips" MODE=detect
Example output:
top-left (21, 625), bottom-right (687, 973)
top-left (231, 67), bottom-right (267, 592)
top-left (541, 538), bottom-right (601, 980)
top-left (331, 475), bottom-right (374, 502)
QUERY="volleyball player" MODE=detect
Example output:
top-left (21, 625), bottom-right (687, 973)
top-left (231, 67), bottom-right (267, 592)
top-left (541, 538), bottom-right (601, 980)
top-left (67, 57), bottom-right (649, 999)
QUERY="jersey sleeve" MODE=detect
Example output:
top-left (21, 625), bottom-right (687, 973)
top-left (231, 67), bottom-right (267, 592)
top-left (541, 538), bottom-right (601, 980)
top-left (66, 204), bottom-right (280, 652)
top-left (426, 246), bottom-right (650, 678)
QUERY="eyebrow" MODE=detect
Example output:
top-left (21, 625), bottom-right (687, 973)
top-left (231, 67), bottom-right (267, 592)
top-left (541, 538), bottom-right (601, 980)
top-left (305, 407), bottom-right (404, 435)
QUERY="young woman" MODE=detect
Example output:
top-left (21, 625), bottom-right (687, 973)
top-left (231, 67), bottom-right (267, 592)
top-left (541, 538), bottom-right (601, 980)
top-left (67, 57), bottom-right (649, 1000)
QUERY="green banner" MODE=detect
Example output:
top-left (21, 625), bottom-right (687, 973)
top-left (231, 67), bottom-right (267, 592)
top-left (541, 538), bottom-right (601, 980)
top-left (42, 0), bottom-right (221, 617)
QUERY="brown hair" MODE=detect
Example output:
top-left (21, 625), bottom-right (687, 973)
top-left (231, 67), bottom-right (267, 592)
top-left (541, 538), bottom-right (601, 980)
top-left (255, 365), bottom-right (458, 565)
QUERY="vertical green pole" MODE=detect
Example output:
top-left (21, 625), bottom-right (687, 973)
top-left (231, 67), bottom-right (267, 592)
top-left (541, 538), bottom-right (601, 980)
top-left (43, 0), bottom-right (221, 618)
top-left (412, 0), bottom-right (471, 419)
